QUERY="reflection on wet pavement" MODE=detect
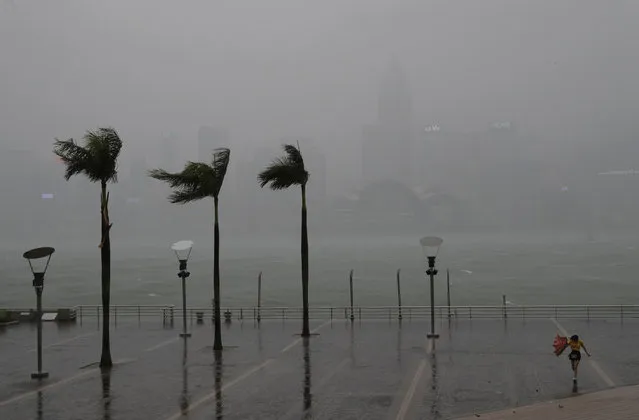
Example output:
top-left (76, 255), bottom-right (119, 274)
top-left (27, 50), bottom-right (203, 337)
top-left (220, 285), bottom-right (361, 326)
top-left (36, 391), bottom-right (43, 420)
top-left (430, 344), bottom-right (441, 419)
top-left (302, 337), bottom-right (312, 418)
top-left (179, 338), bottom-right (189, 415)
top-left (214, 352), bottom-right (223, 420)
top-left (101, 370), bottom-right (111, 420)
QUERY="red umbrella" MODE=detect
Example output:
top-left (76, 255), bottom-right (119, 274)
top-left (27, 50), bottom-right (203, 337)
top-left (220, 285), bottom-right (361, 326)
top-left (553, 334), bottom-right (568, 356)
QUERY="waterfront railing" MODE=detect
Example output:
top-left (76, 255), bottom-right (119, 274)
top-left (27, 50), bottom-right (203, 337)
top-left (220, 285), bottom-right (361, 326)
top-left (62, 304), bottom-right (639, 323)
top-left (4, 304), bottom-right (637, 324)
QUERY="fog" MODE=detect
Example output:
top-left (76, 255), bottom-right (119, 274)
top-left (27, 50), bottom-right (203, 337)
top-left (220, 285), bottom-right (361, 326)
top-left (2, 0), bottom-right (639, 249)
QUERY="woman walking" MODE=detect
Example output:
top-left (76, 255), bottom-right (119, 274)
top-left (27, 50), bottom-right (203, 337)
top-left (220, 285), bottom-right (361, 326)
top-left (568, 334), bottom-right (591, 382)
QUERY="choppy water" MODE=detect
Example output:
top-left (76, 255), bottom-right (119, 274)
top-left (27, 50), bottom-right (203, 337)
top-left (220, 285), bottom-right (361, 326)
top-left (1, 232), bottom-right (639, 308)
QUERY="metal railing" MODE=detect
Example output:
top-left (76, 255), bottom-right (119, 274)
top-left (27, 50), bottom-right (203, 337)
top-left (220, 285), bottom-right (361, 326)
top-left (73, 304), bottom-right (176, 325)
top-left (60, 304), bottom-right (639, 323)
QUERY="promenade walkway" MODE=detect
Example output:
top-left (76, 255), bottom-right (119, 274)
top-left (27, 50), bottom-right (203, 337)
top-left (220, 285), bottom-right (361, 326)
top-left (457, 384), bottom-right (639, 419)
top-left (1, 316), bottom-right (638, 419)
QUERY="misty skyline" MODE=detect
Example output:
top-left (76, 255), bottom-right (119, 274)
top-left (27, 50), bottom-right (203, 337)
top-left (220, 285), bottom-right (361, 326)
top-left (3, 2), bottom-right (639, 158)
top-left (2, 0), bottom-right (639, 244)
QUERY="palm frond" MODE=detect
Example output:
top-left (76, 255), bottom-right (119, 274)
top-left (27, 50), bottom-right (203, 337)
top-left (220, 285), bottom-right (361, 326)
top-left (102, 127), bottom-right (123, 167)
top-left (148, 167), bottom-right (205, 204)
top-left (53, 138), bottom-right (94, 181)
top-left (148, 166), bottom-right (199, 204)
top-left (212, 148), bottom-right (230, 176)
top-left (83, 127), bottom-right (122, 183)
top-left (258, 144), bottom-right (309, 190)
top-left (211, 148), bottom-right (230, 197)
top-left (182, 162), bottom-right (216, 192)
top-left (55, 127), bottom-right (122, 183)
top-left (167, 187), bottom-right (211, 204)
top-left (258, 158), bottom-right (299, 190)
top-left (283, 144), bottom-right (304, 166)
top-left (149, 155), bottom-right (230, 204)
top-left (148, 167), bottom-right (198, 189)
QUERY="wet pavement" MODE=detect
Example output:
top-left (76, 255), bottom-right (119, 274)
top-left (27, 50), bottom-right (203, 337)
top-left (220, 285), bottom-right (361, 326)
top-left (456, 383), bottom-right (639, 420)
top-left (1, 316), bottom-right (638, 419)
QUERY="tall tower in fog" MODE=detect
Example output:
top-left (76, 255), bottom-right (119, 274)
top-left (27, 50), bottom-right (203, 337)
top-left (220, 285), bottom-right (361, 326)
top-left (160, 132), bottom-right (178, 172)
top-left (378, 59), bottom-right (413, 130)
top-left (362, 59), bottom-right (414, 187)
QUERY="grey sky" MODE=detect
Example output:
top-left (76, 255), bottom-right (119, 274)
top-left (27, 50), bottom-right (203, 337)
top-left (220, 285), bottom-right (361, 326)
top-left (1, 0), bottom-right (638, 193)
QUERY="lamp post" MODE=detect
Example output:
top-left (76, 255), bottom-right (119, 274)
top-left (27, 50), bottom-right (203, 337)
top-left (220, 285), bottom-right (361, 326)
top-left (171, 240), bottom-right (193, 338)
top-left (257, 271), bottom-right (262, 323)
top-left (349, 269), bottom-right (355, 321)
top-left (420, 236), bottom-right (443, 339)
top-left (23, 246), bottom-right (55, 379)
top-left (447, 269), bottom-right (451, 319)
top-left (397, 269), bottom-right (403, 321)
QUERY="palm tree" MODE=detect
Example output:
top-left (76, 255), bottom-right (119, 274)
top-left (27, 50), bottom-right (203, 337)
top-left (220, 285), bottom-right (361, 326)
top-left (149, 148), bottom-right (230, 351)
top-left (258, 144), bottom-right (310, 336)
top-left (53, 127), bottom-right (123, 369)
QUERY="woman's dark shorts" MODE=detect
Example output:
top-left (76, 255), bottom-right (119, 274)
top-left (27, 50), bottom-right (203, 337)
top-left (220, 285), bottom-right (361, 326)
top-left (569, 350), bottom-right (581, 361)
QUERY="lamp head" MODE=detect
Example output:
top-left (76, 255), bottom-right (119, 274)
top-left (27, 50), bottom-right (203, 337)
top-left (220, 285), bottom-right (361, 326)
top-left (171, 240), bottom-right (193, 263)
top-left (23, 247), bottom-right (55, 277)
top-left (420, 236), bottom-right (443, 259)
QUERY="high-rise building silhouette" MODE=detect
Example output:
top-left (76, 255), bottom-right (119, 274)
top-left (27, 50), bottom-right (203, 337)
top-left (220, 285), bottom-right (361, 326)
top-left (127, 154), bottom-right (149, 200)
top-left (362, 59), bottom-right (414, 187)
top-left (160, 132), bottom-right (178, 172)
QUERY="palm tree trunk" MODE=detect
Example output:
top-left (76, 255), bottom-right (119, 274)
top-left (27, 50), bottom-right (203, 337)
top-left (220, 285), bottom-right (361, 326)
top-left (100, 182), bottom-right (113, 368)
top-left (213, 196), bottom-right (223, 351)
top-left (301, 184), bottom-right (310, 337)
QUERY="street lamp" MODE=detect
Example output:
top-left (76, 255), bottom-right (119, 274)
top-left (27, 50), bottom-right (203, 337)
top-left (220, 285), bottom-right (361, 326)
top-left (171, 240), bottom-right (193, 338)
top-left (397, 269), bottom-right (403, 321)
top-left (420, 236), bottom-right (443, 339)
top-left (257, 271), bottom-right (262, 323)
top-left (349, 269), bottom-right (355, 321)
top-left (23, 246), bottom-right (55, 379)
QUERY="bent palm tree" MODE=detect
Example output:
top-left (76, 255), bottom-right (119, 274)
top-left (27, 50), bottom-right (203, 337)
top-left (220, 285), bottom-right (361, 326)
top-left (54, 127), bottom-right (123, 369)
top-left (258, 144), bottom-right (310, 336)
top-left (149, 148), bottom-right (230, 351)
